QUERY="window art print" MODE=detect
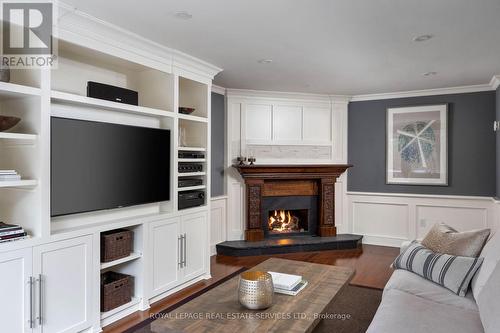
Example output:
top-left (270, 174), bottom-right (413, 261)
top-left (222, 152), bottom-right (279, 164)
top-left (386, 104), bottom-right (448, 185)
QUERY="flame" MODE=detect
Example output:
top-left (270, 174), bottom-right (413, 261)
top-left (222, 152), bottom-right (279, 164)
top-left (268, 209), bottom-right (300, 233)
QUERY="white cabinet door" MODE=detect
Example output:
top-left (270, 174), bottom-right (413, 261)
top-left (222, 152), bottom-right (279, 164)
top-left (0, 248), bottom-right (33, 333)
top-left (33, 236), bottom-right (92, 333)
top-left (182, 212), bottom-right (207, 281)
top-left (149, 217), bottom-right (181, 297)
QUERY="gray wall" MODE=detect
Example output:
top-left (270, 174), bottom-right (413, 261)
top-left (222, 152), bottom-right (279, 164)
top-left (348, 91), bottom-right (496, 196)
top-left (497, 87), bottom-right (500, 197)
top-left (211, 92), bottom-right (225, 197)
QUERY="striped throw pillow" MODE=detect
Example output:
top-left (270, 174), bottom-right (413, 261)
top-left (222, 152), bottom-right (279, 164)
top-left (393, 241), bottom-right (484, 296)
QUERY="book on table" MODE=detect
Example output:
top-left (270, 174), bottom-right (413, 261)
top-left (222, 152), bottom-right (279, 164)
top-left (274, 280), bottom-right (308, 296)
top-left (268, 271), bottom-right (302, 290)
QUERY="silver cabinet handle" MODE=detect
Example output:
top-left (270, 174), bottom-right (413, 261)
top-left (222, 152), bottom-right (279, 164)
top-left (37, 274), bottom-right (42, 325)
top-left (183, 233), bottom-right (187, 267)
top-left (28, 277), bottom-right (34, 328)
top-left (178, 235), bottom-right (182, 268)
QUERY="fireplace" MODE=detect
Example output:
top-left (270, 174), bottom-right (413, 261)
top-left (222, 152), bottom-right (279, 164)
top-left (263, 195), bottom-right (318, 237)
top-left (234, 164), bottom-right (351, 241)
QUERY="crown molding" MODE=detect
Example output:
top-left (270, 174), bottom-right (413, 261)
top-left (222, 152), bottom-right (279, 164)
top-left (56, 2), bottom-right (222, 79)
top-left (211, 84), bottom-right (226, 95)
top-left (490, 75), bottom-right (500, 90)
top-left (350, 83), bottom-right (494, 102)
top-left (226, 88), bottom-right (351, 105)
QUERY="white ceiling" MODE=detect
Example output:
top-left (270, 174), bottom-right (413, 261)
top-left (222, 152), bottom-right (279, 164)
top-left (62, 0), bottom-right (500, 95)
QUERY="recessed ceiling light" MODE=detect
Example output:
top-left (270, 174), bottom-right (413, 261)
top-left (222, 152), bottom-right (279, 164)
top-left (423, 71), bottom-right (437, 77)
top-left (258, 59), bottom-right (273, 64)
top-left (174, 11), bottom-right (193, 20)
top-left (413, 34), bottom-right (434, 42)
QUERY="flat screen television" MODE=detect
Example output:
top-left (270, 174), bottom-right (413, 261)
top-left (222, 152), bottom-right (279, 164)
top-left (51, 117), bottom-right (170, 217)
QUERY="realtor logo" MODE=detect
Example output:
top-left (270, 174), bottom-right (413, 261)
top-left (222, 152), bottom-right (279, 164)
top-left (1, 1), bottom-right (56, 68)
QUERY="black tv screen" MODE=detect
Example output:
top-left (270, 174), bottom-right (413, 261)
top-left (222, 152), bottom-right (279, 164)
top-left (51, 117), bottom-right (170, 217)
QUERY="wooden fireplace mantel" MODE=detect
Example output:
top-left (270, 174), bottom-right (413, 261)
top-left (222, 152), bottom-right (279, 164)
top-left (234, 164), bottom-right (352, 241)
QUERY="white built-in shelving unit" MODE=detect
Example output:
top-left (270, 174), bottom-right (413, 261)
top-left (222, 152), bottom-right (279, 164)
top-left (0, 6), bottom-right (220, 332)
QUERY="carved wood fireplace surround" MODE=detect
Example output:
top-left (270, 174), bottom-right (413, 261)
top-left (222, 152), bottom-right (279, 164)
top-left (234, 164), bottom-right (352, 242)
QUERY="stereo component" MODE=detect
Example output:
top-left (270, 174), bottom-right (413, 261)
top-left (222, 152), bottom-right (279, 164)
top-left (178, 151), bottom-right (205, 159)
top-left (87, 81), bottom-right (139, 106)
top-left (178, 190), bottom-right (205, 210)
top-left (178, 178), bottom-right (203, 188)
top-left (178, 163), bottom-right (203, 173)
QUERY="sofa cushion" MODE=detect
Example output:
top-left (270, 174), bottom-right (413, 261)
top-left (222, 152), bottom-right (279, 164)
top-left (471, 230), bottom-right (500, 299)
top-left (476, 263), bottom-right (500, 333)
top-left (385, 269), bottom-right (478, 312)
top-left (393, 241), bottom-right (484, 296)
top-left (421, 223), bottom-right (490, 257)
top-left (367, 289), bottom-right (484, 333)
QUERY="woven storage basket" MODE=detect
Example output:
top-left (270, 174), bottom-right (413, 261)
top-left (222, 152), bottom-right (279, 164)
top-left (101, 229), bottom-right (133, 263)
top-left (101, 271), bottom-right (134, 312)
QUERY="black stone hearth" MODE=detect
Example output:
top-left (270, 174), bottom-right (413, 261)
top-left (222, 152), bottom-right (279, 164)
top-left (216, 234), bottom-right (363, 256)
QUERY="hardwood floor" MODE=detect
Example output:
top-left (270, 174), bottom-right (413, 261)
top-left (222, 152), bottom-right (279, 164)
top-left (103, 244), bottom-right (399, 333)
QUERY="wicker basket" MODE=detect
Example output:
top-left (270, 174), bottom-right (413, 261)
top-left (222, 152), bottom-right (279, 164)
top-left (101, 271), bottom-right (134, 312)
top-left (101, 229), bottom-right (133, 263)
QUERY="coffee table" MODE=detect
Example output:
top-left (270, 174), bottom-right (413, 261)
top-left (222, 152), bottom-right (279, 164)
top-left (150, 258), bottom-right (354, 333)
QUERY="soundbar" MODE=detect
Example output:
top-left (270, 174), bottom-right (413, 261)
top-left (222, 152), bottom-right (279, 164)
top-left (87, 81), bottom-right (139, 106)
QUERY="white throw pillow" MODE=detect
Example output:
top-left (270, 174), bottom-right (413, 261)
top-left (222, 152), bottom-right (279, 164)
top-left (477, 262), bottom-right (500, 333)
top-left (471, 230), bottom-right (500, 299)
top-left (393, 241), bottom-right (483, 297)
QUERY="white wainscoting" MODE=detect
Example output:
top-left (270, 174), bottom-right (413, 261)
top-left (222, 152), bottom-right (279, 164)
top-left (347, 192), bottom-right (496, 247)
top-left (210, 196), bottom-right (228, 254)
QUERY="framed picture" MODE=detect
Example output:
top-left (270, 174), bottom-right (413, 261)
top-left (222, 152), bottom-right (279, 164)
top-left (386, 104), bottom-right (448, 185)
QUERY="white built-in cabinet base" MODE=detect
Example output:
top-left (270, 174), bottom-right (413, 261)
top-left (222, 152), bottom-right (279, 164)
top-left (0, 236), bottom-right (93, 333)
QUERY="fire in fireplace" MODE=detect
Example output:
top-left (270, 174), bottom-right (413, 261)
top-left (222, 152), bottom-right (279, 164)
top-left (268, 209), bottom-right (308, 234)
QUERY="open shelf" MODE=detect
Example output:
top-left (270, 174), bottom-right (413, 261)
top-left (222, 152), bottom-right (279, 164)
top-left (178, 113), bottom-right (208, 123)
top-left (51, 90), bottom-right (174, 118)
top-left (178, 158), bottom-right (206, 163)
top-left (178, 172), bottom-right (206, 177)
top-left (53, 40), bottom-right (174, 112)
top-left (0, 81), bottom-right (42, 100)
top-left (100, 296), bottom-right (141, 320)
top-left (0, 132), bottom-right (37, 142)
top-left (178, 146), bottom-right (206, 152)
top-left (179, 77), bottom-right (208, 118)
top-left (0, 180), bottom-right (37, 188)
top-left (177, 185), bottom-right (206, 192)
top-left (100, 252), bottom-right (142, 270)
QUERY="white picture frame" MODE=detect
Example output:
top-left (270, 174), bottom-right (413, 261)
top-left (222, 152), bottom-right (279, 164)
top-left (386, 104), bottom-right (448, 185)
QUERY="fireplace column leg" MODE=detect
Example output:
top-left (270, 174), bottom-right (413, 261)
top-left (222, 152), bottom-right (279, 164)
top-left (319, 178), bottom-right (337, 237)
top-left (245, 179), bottom-right (265, 241)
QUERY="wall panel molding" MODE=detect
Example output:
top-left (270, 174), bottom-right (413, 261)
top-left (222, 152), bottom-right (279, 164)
top-left (347, 192), bottom-right (495, 247)
top-left (210, 197), bottom-right (227, 255)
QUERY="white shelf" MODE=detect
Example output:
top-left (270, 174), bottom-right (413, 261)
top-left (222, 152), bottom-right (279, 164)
top-left (0, 82), bottom-right (41, 100)
top-left (178, 113), bottom-right (208, 123)
top-left (101, 297), bottom-right (141, 320)
top-left (0, 180), bottom-right (37, 188)
top-left (100, 252), bottom-right (142, 270)
top-left (177, 185), bottom-right (206, 192)
top-left (178, 172), bottom-right (206, 177)
top-left (178, 147), bottom-right (206, 152)
top-left (51, 91), bottom-right (175, 118)
top-left (178, 158), bottom-right (206, 162)
top-left (0, 132), bottom-right (37, 142)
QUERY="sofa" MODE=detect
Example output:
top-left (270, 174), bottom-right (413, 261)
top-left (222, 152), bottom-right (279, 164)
top-left (367, 229), bottom-right (500, 333)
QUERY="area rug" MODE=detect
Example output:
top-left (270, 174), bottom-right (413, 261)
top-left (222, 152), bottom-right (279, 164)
top-left (312, 285), bottom-right (382, 333)
top-left (128, 282), bottom-right (382, 333)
